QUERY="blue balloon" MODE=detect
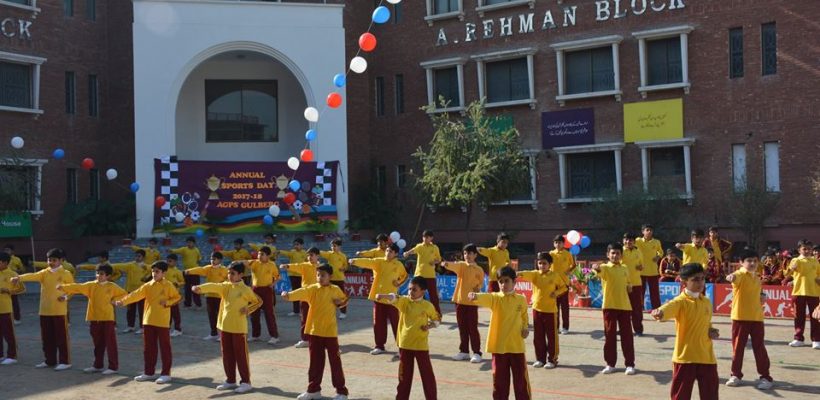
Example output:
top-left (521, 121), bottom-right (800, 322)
top-left (305, 129), bottom-right (317, 142)
top-left (580, 236), bottom-right (591, 249)
top-left (288, 180), bottom-right (300, 191)
top-left (569, 245), bottom-right (581, 256)
top-left (129, 182), bottom-right (140, 193)
top-left (333, 73), bottom-right (346, 88)
top-left (52, 148), bottom-right (65, 159)
top-left (263, 215), bottom-right (273, 225)
top-left (195, 228), bottom-right (204, 237)
top-left (372, 6), bottom-right (390, 23)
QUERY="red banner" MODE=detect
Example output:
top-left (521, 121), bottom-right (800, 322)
top-left (712, 283), bottom-right (796, 319)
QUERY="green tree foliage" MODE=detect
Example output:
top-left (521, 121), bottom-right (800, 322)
top-left (731, 183), bottom-right (780, 251)
top-left (585, 183), bottom-right (686, 243)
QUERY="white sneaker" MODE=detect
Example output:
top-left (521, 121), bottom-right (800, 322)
top-left (332, 395), bottom-right (348, 400)
top-left (812, 341), bottom-right (820, 349)
top-left (294, 340), bottom-right (309, 348)
top-left (203, 334), bottom-right (218, 341)
top-left (101, 369), bottom-right (118, 375)
top-left (726, 376), bottom-right (741, 387)
top-left (155, 375), bottom-right (172, 384)
top-left (268, 337), bottom-right (280, 345)
top-left (1, 358), bottom-right (17, 365)
top-left (234, 383), bottom-right (253, 394)
top-left (135, 329), bottom-right (143, 335)
top-left (532, 361), bottom-right (545, 368)
top-left (134, 374), bottom-right (157, 382)
top-left (756, 379), bottom-right (773, 390)
top-left (54, 364), bottom-right (72, 371)
top-left (470, 353), bottom-right (483, 363)
top-left (369, 348), bottom-right (384, 355)
top-left (121, 327), bottom-right (134, 333)
top-left (34, 362), bottom-right (49, 368)
top-left (170, 330), bottom-right (183, 337)
top-left (544, 362), bottom-right (556, 369)
top-left (83, 367), bottom-right (104, 373)
top-left (217, 382), bottom-right (238, 391)
top-left (287, 312), bottom-right (297, 317)
top-left (788, 340), bottom-right (804, 347)
top-left (339, 313), bottom-right (347, 320)
top-left (559, 328), bottom-right (569, 335)
top-left (601, 365), bottom-right (616, 374)
top-left (451, 352), bottom-right (469, 361)
top-left (248, 336), bottom-right (260, 342)
top-left (625, 367), bottom-right (637, 375)
top-left (296, 391), bottom-right (322, 400)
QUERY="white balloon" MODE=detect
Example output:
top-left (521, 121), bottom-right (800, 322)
top-left (567, 230), bottom-right (581, 245)
top-left (105, 168), bottom-right (118, 180)
top-left (10, 136), bottom-right (24, 149)
top-left (387, 0), bottom-right (402, 4)
top-left (287, 157), bottom-right (300, 170)
top-left (304, 107), bottom-right (319, 123)
top-left (349, 56), bottom-right (367, 74)
top-left (268, 204), bottom-right (280, 217)
top-left (397, 239), bottom-right (407, 249)
top-left (174, 212), bottom-right (185, 223)
top-left (389, 231), bottom-right (401, 243)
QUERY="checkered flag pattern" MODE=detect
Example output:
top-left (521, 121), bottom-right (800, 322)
top-left (315, 161), bottom-right (333, 206)
top-left (159, 155), bottom-right (179, 222)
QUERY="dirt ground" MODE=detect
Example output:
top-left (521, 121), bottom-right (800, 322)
top-left (2, 295), bottom-right (819, 400)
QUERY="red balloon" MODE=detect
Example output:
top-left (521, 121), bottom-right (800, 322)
top-left (563, 238), bottom-right (572, 249)
top-left (283, 193), bottom-right (296, 205)
top-left (213, 244), bottom-right (223, 252)
top-left (300, 149), bottom-right (314, 162)
top-left (326, 92), bottom-right (342, 109)
top-left (358, 32), bottom-right (377, 52)
top-left (154, 196), bottom-right (166, 208)
top-left (81, 158), bottom-right (95, 170)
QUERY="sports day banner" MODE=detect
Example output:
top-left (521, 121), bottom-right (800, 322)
top-left (712, 283), bottom-right (796, 319)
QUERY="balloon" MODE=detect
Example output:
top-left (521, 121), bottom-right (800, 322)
top-left (326, 92), bottom-right (342, 108)
top-left (105, 168), bottom-right (118, 180)
top-left (300, 149), bottom-right (314, 162)
top-left (358, 32), bottom-right (377, 52)
top-left (333, 73), bottom-right (346, 88)
top-left (10, 136), bottom-right (24, 149)
top-left (349, 56), bottom-right (367, 74)
top-left (81, 158), bottom-right (95, 170)
top-left (305, 129), bottom-right (317, 142)
top-left (563, 238), bottom-right (572, 249)
top-left (263, 215), bottom-right (273, 225)
top-left (397, 239), bottom-right (407, 249)
top-left (389, 231), bottom-right (401, 243)
top-left (155, 196), bottom-right (166, 208)
top-left (569, 245), bottom-right (581, 256)
top-left (567, 230), bottom-right (581, 245)
top-left (174, 212), bottom-right (185, 223)
top-left (268, 204), bottom-right (280, 217)
top-left (129, 182), bottom-right (140, 193)
top-left (52, 148), bottom-right (65, 159)
top-left (287, 157), bottom-right (300, 170)
top-left (195, 229), bottom-right (204, 237)
top-left (372, 6), bottom-right (390, 23)
top-left (283, 193), bottom-right (296, 205)
top-left (387, 0), bottom-right (401, 4)
top-left (288, 180), bottom-right (300, 191)
top-left (303, 106), bottom-right (319, 123)
top-left (580, 235), bottom-right (591, 249)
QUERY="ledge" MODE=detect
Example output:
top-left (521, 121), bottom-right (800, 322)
top-left (484, 98), bottom-right (536, 110)
top-left (419, 56), bottom-right (468, 69)
top-left (427, 106), bottom-right (465, 114)
top-left (0, 105), bottom-right (43, 115)
top-left (476, 0), bottom-right (534, 17)
top-left (471, 47), bottom-right (537, 62)
top-left (639, 82), bottom-right (690, 98)
top-left (550, 35), bottom-right (623, 51)
top-left (632, 25), bottom-right (694, 40)
top-left (0, 0), bottom-right (40, 14)
top-left (553, 142), bottom-right (624, 154)
top-left (556, 89), bottom-right (621, 106)
top-left (424, 10), bottom-right (464, 26)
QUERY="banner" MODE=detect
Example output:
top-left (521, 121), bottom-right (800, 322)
top-left (541, 108), bottom-right (595, 149)
top-left (712, 283), bottom-right (795, 319)
top-left (0, 212), bottom-right (32, 238)
top-left (153, 157), bottom-right (339, 233)
top-left (623, 98), bottom-right (683, 143)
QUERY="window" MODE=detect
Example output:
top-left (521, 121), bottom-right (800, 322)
top-left (393, 2), bottom-right (401, 24)
top-left (761, 22), bottom-right (777, 76)
top-left (0, 52), bottom-right (45, 114)
top-left (86, 0), bottom-right (95, 21)
top-left (375, 76), bottom-right (385, 117)
top-left (473, 48), bottom-right (536, 108)
top-left (433, 0), bottom-right (458, 14)
top-left (0, 159), bottom-right (45, 214)
top-left (732, 144), bottom-right (746, 191)
top-left (551, 36), bottom-right (622, 104)
top-left (476, 0), bottom-right (534, 16)
top-left (729, 28), bottom-right (743, 78)
top-left (396, 165), bottom-right (406, 188)
top-left (205, 80), bottom-right (278, 142)
top-left (492, 152), bottom-right (538, 209)
top-left (647, 37), bottom-right (682, 85)
top-left (764, 141), bottom-right (780, 192)
top-left (634, 25), bottom-right (693, 97)
top-left (636, 138), bottom-right (695, 201)
top-left (424, 0), bottom-right (463, 25)
top-left (65, 71), bottom-right (75, 114)
top-left (394, 74), bottom-right (404, 114)
top-left (0, 0), bottom-right (39, 12)
top-left (554, 142), bottom-right (624, 203)
top-left (434, 67), bottom-right (459, 107)
top-left (88, 74), bottom-right (98, 117)
top-left (64, 0), bottom-right (73, 16)
top-left (89, 168), bottom-right (100, 200)
top-left (375, 166), bottom-right (387, 193)
top-left (66, 168), bottom-right (78, 204)
top-left (421, 57), bottom-right (466, 112)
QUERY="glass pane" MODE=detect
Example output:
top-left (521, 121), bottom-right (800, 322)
top-left (568, 152), bottom-right (615, 198)
top-left (648, 38), bottom-right (682, 85)
top-left (666, 38), bottom-right (682, 83)
top-left (206, 81), bottom-right (243, 141)
top-left (206, 80), bottom-right (277, 142)
top-left (762, 22), bottom-right (777, 75)
top-left (65, 72), bottom-right (75, 114)
top-left (591, 47), bottom-right (615, 91)
top-left (487, 58), bottom-right (528, 102)
top-left (566, 50), bottom-right (591, 94)
top-left (649, 147), bottom-right (685, 193)
top-left (434, 67), bottom-right (459, 107)
top-left (395, 74), bottom-right (404, 114)
top-left (0, 62), bottom-right (32, 108)
top-left (729, 28), bottom-right (744, 78)
top-left (241, 82), bottom-right (277, 141)
top-left (485, 0), bottom-right (512, 5)
top-left (509, 58), bottom-right (529, 100)
top-left (375, 77), bottom-right (385, 116)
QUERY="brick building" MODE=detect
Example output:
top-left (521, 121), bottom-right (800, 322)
top-left (345, 0), bottom-right (820, 252)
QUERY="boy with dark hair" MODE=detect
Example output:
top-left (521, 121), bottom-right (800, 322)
top-left (185, 252), bottom-right (229, 341)
top-left (636, 224), bottom-right (663, 310)
top-left (549, 235), bottom-right (574, 334)
top-left (221, 238), bottom-right (252, 285)
top-left (250, 233), bottom-right (278, 255)
top-left (592, 244), bottom-right (636, 375)
top-left (170, 236), bottom-right (202, 308)
top-left (244, 246), bottom-right (281, 344)
top-left (164, 254), bottom-right (186, 337)
top-left (80, 250), bottom-right (150, 333)
top-left (518, 251), bottom-right (566, 369)
top-left (129, 237), bottom-right (161, 265)
top-left (659, 249), bottom-right (682, 282)
top-left (356, 233), bottom-right (389, 258)
top-left (622, 233), bottom-right (645, 336)
top-left (704, 226), bottom-right (733, 269)
top-left (0, 252), bottom-right (25, 365)
top-left (479, 233), bottom-right (511, 293)
top-left (676, 230), bottom-right (708, 267)
top-left (442, 244), bottom-right (485, 363)
top-left (3, 244), bottom-right (24, 324)
top-left (786, 239), bottom-right (820, 349)
top-left (281, 238), bottom-right (308, 316)
top-left (321, 238), bottom-right (349, 319)
top-left (403, 230), bottom-right (443, 315)
top-left (282, 247), bottom-right (322, 348)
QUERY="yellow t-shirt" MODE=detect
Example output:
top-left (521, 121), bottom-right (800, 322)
top-left (358, 247), bottom-right (386, 258)
top-left (549, 249), bottom-right (575, 285)
top-left (681, 244), bottom-right (708, 266)
top-left (288, 283), bottom-right (348, 337)
top-left (60, 281), bottom-right (128, 321)
top-left (595, 262), bottom-right (632, 311)
top-left (197, 282), bottom-right (262, 334)
top-left (131, 246), bottom-right (161, 265)
top-left (789, 256), bottom-right (819, 297)
top-left (518, 270), bottom-right (567, 313)
top-left (658, 292), bottom-right (717, 364)
top-left (479, 246), bottom-right (510, 282)
top-left (280, 249), bottom-right (307, 263)
top-left (288, 262), bottom-right (318, 287)
top-left (730, 268), bottom-right (764, 321)
top-left (350, 257), bottom-right (408, 304)
top-left (635, 238), bottom-right (663, 277)
top-left (248, 260), bottom-right (280, 287)
top-left (622, 247), bottom-right (644, 286)
top-left (443, 261), bottom-right (484, 305)
top-left (8, 255), bottom-right (24, 274)
top-left (121, 279), bottom-right (182, 328)
top-left (249, 243), bottom-right (278, 255)
top-left (473, 292), bottom-right (528, 354)
top-left (320, 250), bottom-right (348, 281)
top-left (165, 267), bottom-right (185, 289)
top-left (408, 243), bottom-right (441, 279)
top-left (222, 248), bottom-right (252, 261)
top-left (393, 296), bottom-right (440, 351)
top-left (170, 246), bottom-right (202, 270)
top-left (186, 265), bottom-right (229, 298)
top-left (0, 268), bottom-right (25, 314)
top-left (34, 260), bottom-right (76, 276)
top-left (111, 262), bottom-right (150, 292)
top-left (18, 267), bottom-right (74, 316)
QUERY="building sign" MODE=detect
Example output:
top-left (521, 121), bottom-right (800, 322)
top-left (623, 98), bottom-right (684, 142)
top-left (0, 212), bottom-right (32, 238)
top-left (153, 157), bottom-right (339, 233)
top-left (435, 0), bottom-right (686, 46)
top-left (1, 17), bottom-right (33, 40)
top-left (713, 283), bottom-right (796, 319)
top-left (542, 108), bottom-right (595, 149)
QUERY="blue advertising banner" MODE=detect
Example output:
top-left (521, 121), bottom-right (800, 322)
top-left (541, 108), bottom-right (595, 149)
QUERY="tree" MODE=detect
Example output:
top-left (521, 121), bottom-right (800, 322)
top-left (731, 183), bottom-right (780, 252)
top-left (412, 99), bottom-right (530, 239)
top-left (0, 148), bottom-right (39, 214)
top-left (585, 183), bottom-right (686, 243)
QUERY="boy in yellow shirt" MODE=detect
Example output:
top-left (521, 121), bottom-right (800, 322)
top-left (786, 239), bottom-right (820, 349)
top-left (518, 252), bottom-right (567, 369)
top-left (114, 261), bottom-right (182, 384)
top-left (185, 251), bottom-right (229, 341)
top-left (592, 243), bottom-right (636, 375)
top-left (193, 262), bottom-right (262, 394)
top-left (165, 254), bottom-right (186, 337)
top-left (13, 248), bottom-right (74, 370)
top-left (636, 224), bottom-right (663, 309)
top-left (442, 243), bottom-right (485, 363)
top-left (376, 276), bottom-right (441, 400)
top-left (467, 266), bottom-right (530, 400)
top-left (58, 264), bottom-right (128, 374)
top-left (243, 246), bottom-right (281, 344)
top-left (622, 233), bottom-right (645, 336)
top-left (281, 238), bottom-right (308, 316)
top-left (79, 250), bottom-right (149, 334)
top-left (725, 248), bottom-right (773, 389)
top-left (282, 264), bottom-right (349, 400)
top-left (128, 238), bottom-right (161, 265)
top-left (0, 252), bottom-right (25, 365)
top-left (651, 263), bottom-right (719, 400)
top-left (221, 238), bottom-right (252, 285)
top-left (403, 230), bottom-right (443, 315)
top-left (282, 247), bottom-right (322, 348)
top-left (249, 233), bottom-right (278, 255)
top-left (321, 238), bottom-right (349, 319)
top-left (549, 235), bottom-right (574, 334)
top-left (355, 233), bottom-right (389, 258)
top-left (349, 243), bottom-right (408, 355)
top-left (479, 233), bottom-right (511, 293)
top-left (676, 229), bottom-right (708, 267)
top-left (3, 244), bottom-right (25, 324)
top-left (170, 236), bottom-right (202, 308)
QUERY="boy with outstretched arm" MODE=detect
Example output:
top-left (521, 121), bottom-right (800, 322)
top-left (280, 238), bottom-right (308, 316)
top-left (592, 243), bottom-right (636, 375)
top-left (185, 251), bottom-right (229, 341)
top-left (281, 247), bottom-right (321, 348)
top-left (403, 230), bottom-right (443, 315)
top-left (165, 254), bottom-right (186, 337)
top-left (518, 252), bottom-right (566, 369)
top-left (243, 246), bottom-right (281, 344)
top-left (549, 235), bottom-right (574, 334)
top-left (321, 238), bottom-right (349, 319)
top-left (786, 239), bottom-right (820, 349)
top-left (441, 244), bottom-right (485, 363)
top-left (0, 252), bottom-right (25, 364)
top-left (170, 236), bottom-right (202, 308)
top-left (478, 233), bottom-right (511, 293)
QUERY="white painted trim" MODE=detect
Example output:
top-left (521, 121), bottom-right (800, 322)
top-left (423, 63), bottom-right (465, 111)
top-left (0, 51), bottom-right (46, 65)
top-left (484, 98), bottom-right (536, 109)
top-left (634, 138), bottom-right (696, 148)
top-left (475, 50), bottom-right (536, 108)
top-left (550, 35), bottom-right (623, 51)
top-left (0, 0), bottom-right (39, 13)
top-left (553, 39), bottom-right (621, 104)
top-left (638, 82), bottom-right (691, 94)
top-left (632, 25), bottom-right (694, 40)
top-left (637, 139), bottom-right (695, 201)
top-left (555, 144), bottom-right (624, 202)
top-left (553, 142), bottom-right (625, 154)
top-left (635, 26), bottom-right (693, 97)
top-left (476, 0), bottom-right (534, 17)
top-left (427, 106), bottom-right (466, 114)
top-left (556, 89), bottom-right (622, 104)
top-left (135, 0), bottom-right (343, 9)
top-left (471, 47), bottom-right (537, 62)
top-left (0, 105), bottom-right (43, 114)
top-left (424, 0), bottom-right (464, 25)
top-left (419, 56), bottom-right (468, 69)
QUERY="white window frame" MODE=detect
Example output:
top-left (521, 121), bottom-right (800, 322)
top-left (472, 47), bottom-right (537, 109)
top-left (420, 56), bottom-right (467, 114)
top-left (425, 0), bottom-right (464, 26)
top-left (732, 143), bottom-right (747, 192)
top-left (763, 141), bottom-right (780, 192)
top-left (476, 0), bottom-right (534, 17)
top-left (550, 35), bottom-right (623, 106)
top-left (0, 157), bottom-right (46, 215)
top-left (491, 150), bottom-right (538, 209)
top-left (0, 50), bottom-right (45, 115)
top-left (0, 0), bottom-right (40, 14)
top-left (633, 25), bottom-right (693, 98)
top-left (395, 164), bottom-right (406, 189)
top-left (635, 138), bottom-right (695, 204)
top-left (554, 142), bottom-right (624, 206)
